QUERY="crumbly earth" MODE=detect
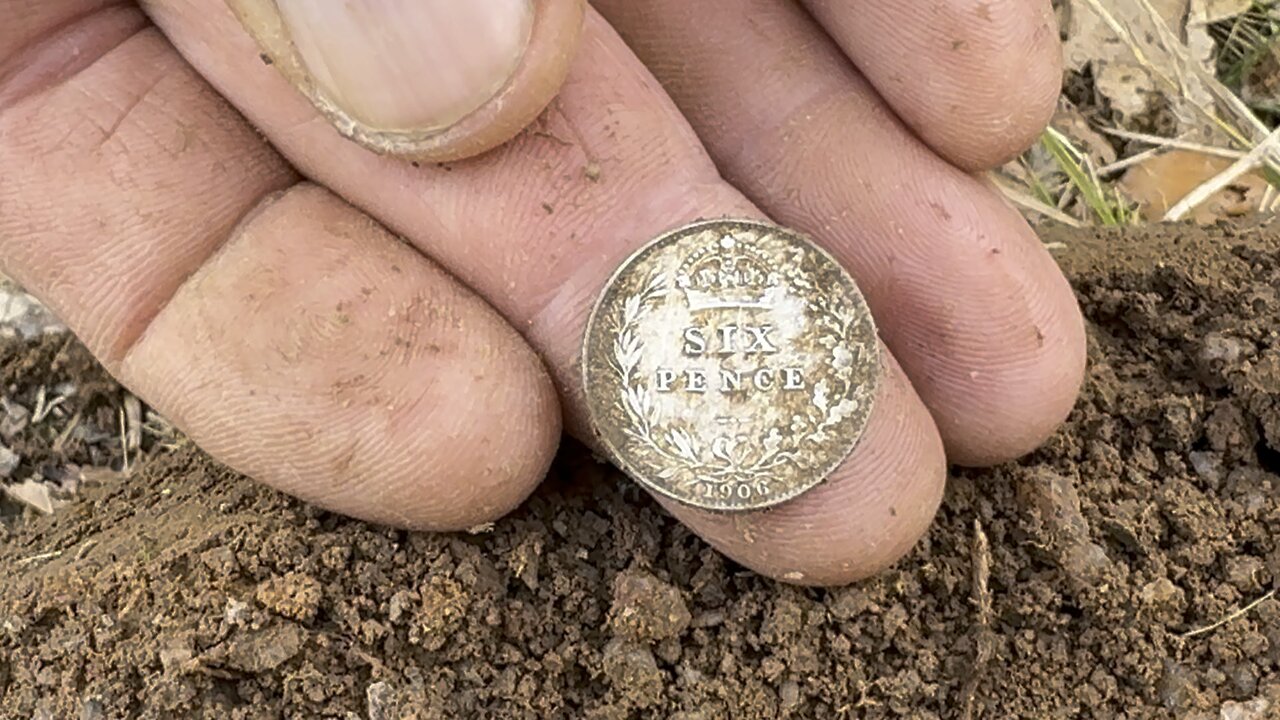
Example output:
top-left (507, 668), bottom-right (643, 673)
top-left (1, 219), bottom-right (1279, 719)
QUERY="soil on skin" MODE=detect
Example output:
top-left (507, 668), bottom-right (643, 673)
top-left (2, 219), bottom-right (1280, 719)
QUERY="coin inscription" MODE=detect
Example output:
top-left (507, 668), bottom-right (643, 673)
top-left (582, 219), bottom-right (880, 511)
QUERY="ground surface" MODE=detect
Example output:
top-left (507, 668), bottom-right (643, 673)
top-left (1, 219), bottom-right (1279, 719)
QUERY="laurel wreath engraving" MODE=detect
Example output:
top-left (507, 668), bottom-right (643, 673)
top-left (608, 265), bottom-right (871, 490)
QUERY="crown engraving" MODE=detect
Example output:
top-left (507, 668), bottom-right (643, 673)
top-left (676, 234), bottom-right (778, 311)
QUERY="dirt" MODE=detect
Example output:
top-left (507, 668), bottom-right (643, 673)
top-left (2, 219), bottom-right (1280, 719)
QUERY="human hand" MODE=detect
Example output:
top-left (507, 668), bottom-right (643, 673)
top-left (0, 0), bottom-right (1084, 585)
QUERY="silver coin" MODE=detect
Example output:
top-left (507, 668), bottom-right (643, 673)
top-left (582, 219), bottom-right (880, 511)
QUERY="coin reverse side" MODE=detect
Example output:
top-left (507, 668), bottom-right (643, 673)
top-left (582, 219), bottom-right (880, 512)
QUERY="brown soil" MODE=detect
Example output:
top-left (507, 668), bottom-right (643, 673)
top-left (2, 219), bottom-right (1280, 719)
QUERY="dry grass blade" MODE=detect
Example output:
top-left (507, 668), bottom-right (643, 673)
top-left (1078, 0), bottom-right (1270, 147)
top-left (960, 520), bottom-right (994, 720)
top-left (1098, 145), bottom-right (1167, 176)
top-left (989, 174), bottom-right (1086, 228)
top-left (1165, 124), bottom-right (1280, 219)
top-left (15, 549), bottom-right (63, 567)
top-left (1099, 127), bottom-right (1247, 161)
top-left (1180, 587), bottom-right (1277, 639)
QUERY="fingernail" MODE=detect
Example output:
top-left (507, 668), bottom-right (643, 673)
top-left (275, 0), bottom-right (534, 132)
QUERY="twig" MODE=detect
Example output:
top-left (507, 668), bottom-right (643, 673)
top-left (1180, 588), bottom-right (1277, 639)
top-left (1099, 127), bottom-right (1247, 161)
top-left (961, 520), bottom-right (994, 720)
top-left (15, 549), bottom-right (63, 567)
top-left (124, 395), bottom-right (142, 454)
top-left (118, 406), bottom-right (129, 475)
top-left (51, 410), bottom-right (81, 454)
top-left (1165, 126), bottom-right (1280, 220)
top-left (1098, 144), bottom-right (1166, 177)
top-left (1262, 185), bottom-right (1278, 213)
top-left (30, 386), bottom-right (46, 423)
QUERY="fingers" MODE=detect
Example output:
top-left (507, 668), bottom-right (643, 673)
top-left (0, 14), bottom-right (560, 529)
top-left (149, 3), bottom-right (946, 584)
top-left (226, 0), bottom-right (586, 161)
top-left (594, 0), bottom-right (1085, 466)
top-left (799, 0), bottom-right (1062, 170)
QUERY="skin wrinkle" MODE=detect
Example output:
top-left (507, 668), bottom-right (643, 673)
top-left (798, 0), bottom-right (1060, 168)
top-left (0, 1), bottom-right (140, 107)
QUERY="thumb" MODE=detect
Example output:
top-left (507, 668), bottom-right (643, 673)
top-left (228, 0), bottom-right (585, 161)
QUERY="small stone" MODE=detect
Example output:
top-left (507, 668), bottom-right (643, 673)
top-left (1159, 660), bottom-right (1200, 711)
top-left (224, 597), bottom-right (249, 625)
top-left (0, 445), bottom-right (19, 478)
top-left (1062, 541), bottom-right (1113, 587)
top-left (609, 568), bottom-right (691, 642)
top-left (79, 698), bottom-right (105, 720)
top-left (366, 681), bottom-right (394, 720)
top-left (1197, 332), bottom-right (1249, 388)
top-left (387, 590), bottom-right (415, 624)
top-left (2, 478), bottom-right (55, 514)
top-left (1221, 697), bottom-right (1271, 720)
top-left (780, 680), bottom-right (801, 709)
top-left (1229, 664), bottom-right (1259, 697)
top-left (602, 639), bottom-right (664, 707)
top-left (255, 572), bottom-right (322, 623)
top-left (1141, 578), bottom-right (1186, 613)
top-left (1225, 556), bottom-right (1267, 593)
top-left (0, 399), bottom-right (29, 440)
top-left (222, 622), bottom-right (306, 673)
top-left (199, 546), bottom-right (239, 576)
top-left (1018, 467), bottom-right (1091, 542)
top-left (158, 638), bottom-right (194, 673)
top-left (1189, 451), bottom-right (1223, 484)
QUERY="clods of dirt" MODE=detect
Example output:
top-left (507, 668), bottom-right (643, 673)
top-left (2, 218), bottom-right (1280, 718)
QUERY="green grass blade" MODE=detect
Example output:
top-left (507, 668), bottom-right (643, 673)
top-left (1041, 128), bottom-right (1121, 226)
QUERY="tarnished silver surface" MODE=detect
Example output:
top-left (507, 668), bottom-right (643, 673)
top-left (582, 219), bottom-right (880, 512)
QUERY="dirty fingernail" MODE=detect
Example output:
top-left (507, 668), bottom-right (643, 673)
top-left (273, 0), bottom-right (534, 132)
